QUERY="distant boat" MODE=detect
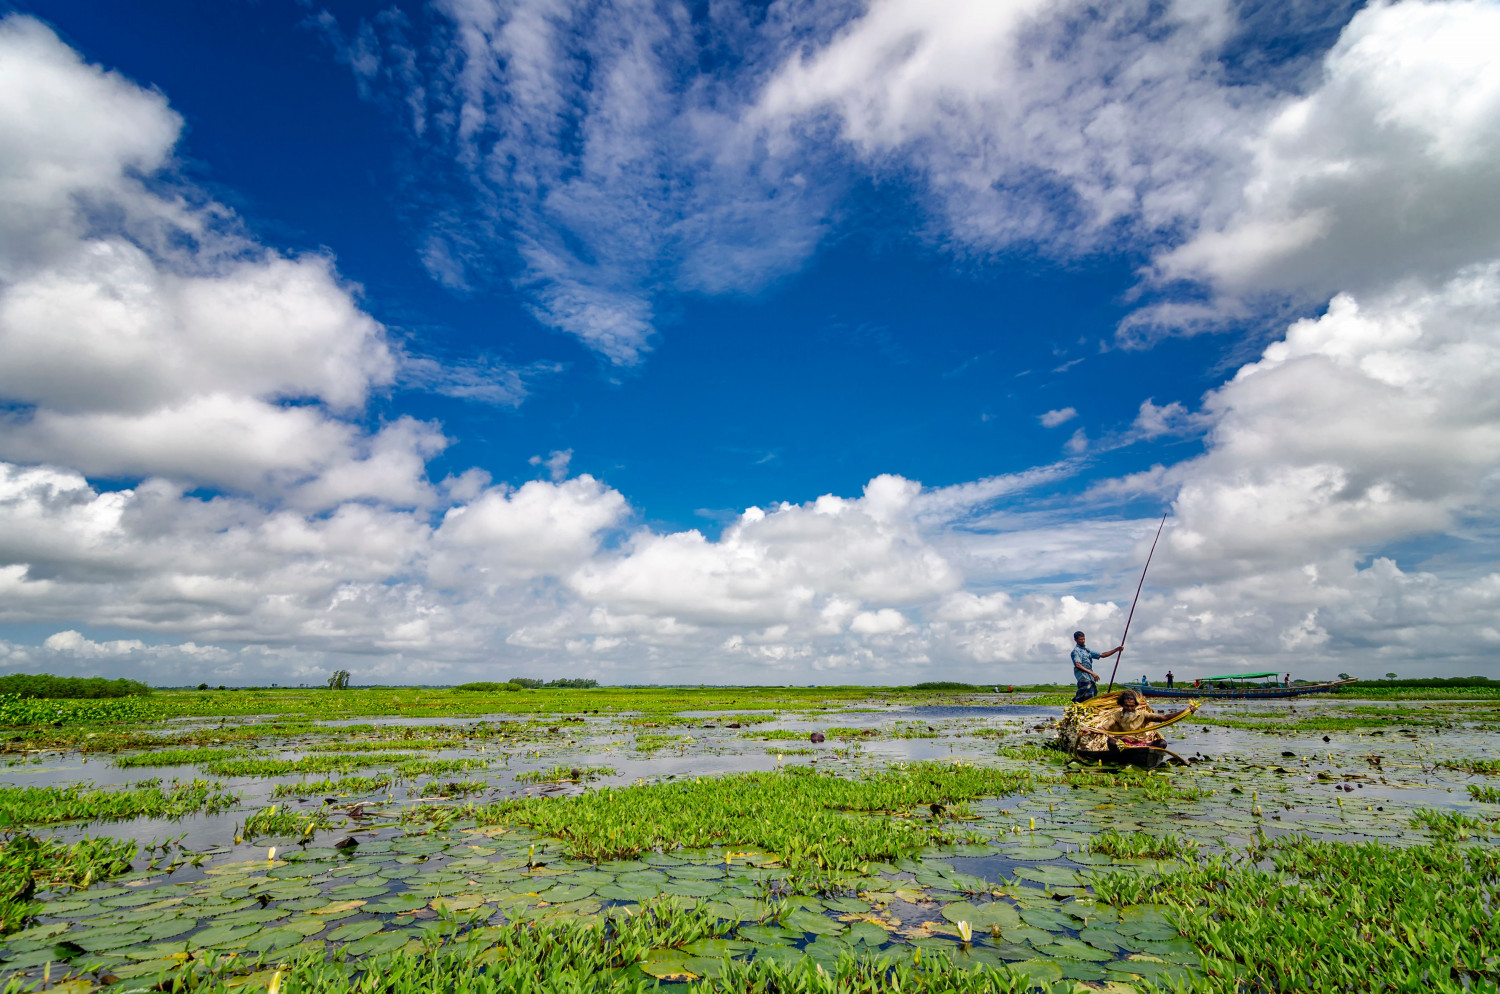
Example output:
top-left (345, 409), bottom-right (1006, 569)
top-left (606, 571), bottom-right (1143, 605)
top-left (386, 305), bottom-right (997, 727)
top-left (1139, 670), bottom-right (1357, 699)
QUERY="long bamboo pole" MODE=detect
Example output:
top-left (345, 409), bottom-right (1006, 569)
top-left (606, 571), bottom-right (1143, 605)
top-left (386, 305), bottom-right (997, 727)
top-left (1106, 511), bottom-right (1169, 692)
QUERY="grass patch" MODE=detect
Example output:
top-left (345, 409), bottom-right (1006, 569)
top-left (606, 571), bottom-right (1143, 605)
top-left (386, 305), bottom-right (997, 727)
top-left (1088, 828), bottom-right (1199, 859)
top-left (1438, 758), bottom-right (1500, 774)
top-left (270, 774), bottom-right (395, 798)
top-left (0, 673), bottom-right (150, 698)
top-left (118, 897), bottom-right (1056, 993)
top-left (0, 779), bottom-right (236, 827)
top-left (418, 762), bottom-right (1036, 870)
top-left (1091, 836), bottom-right (1500, 992)
top-left (515, 764), bottom-right (615, 783)
top-left (0, 833), bottom-right (137, 933)
top-left (1410, 807), bottom-right (1494, 842)
top-left (115, 746), bottom-right (242, 767)
top-left (237, 803), bottom-right (335, 842)
top-left (198, 753), bottom-right (484, 778)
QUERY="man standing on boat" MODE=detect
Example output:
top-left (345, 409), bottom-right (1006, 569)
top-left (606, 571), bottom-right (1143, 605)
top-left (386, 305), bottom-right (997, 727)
top-left (1071, 631), bottom-right (1122, 702)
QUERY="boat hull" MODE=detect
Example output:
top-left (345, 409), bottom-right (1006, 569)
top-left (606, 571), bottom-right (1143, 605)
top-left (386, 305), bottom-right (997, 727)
top-left (1139, 678), bottom-right (1357, 700)
top-left (1071, 743), bottom-right (1173, 768)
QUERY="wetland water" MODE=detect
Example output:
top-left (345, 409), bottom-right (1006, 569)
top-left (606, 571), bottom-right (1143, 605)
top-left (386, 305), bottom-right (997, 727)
top-left (1, 690), bottom-right (1497, 992)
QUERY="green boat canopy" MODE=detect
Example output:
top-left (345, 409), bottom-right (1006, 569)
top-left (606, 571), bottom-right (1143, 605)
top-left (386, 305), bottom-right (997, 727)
top-left (1198, 670), bottom-right (1281, 681)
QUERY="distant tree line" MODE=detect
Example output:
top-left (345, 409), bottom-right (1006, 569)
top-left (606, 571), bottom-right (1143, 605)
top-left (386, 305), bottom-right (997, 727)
top-left (0, 674), bottom-right (151, 699)
top-left (453, 677), bottom-right (599, 691)
top-left (1365, 675), bottom-right (1500, 688)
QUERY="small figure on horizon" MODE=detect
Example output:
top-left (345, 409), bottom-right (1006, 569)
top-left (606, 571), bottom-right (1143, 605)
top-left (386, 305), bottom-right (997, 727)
top-left (1071, 631), bottom-right (1122, 703)
top-left (1166, 669), bottom-right (1175, 688)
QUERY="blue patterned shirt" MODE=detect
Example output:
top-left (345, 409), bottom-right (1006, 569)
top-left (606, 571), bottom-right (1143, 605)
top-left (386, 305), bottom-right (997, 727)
top-left (1071, 644), bottom-right (1100, 680)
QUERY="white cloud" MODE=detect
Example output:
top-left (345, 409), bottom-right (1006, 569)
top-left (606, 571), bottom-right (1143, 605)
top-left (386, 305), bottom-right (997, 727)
top-left (1154, 0), bottom-right (1500, 305)
top-left (1039, 407), bottom-right (1077, 428)
top-left (0, 16), bottom-right (439, 507)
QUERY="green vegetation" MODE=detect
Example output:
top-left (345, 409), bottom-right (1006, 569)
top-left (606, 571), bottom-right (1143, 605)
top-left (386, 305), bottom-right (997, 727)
top-left (515, 764), bottom-right (616, 783)
top-left (116, 746), bottom-right (242, 767)
top-left (423, 763), bottom-right (1035, 870)
top-left (0, 673), bottom-right (150, 698)
top-left (1088, 829), bottom-right (1199, 859)
top-left (326, 669), bottom-right (352, 690)
top-left (1410, 807), bottom-right (1494, 842)
top-left (0, 832), bottom-right (137, 933)
top-left (1438, 757), bottom-right (1500, 774)
top-left (1092, 836), bottom-right (1500, 992)
top-left (108, 903), bottom-right (1065, 994)
top-left (908, 682), bottom-right (984, 691)
top-left (1468, 784), bottom-right (1500, 803)
top-left (270, 774), bottom-right (395, 798)
top-left (0, 779), bottom-right (236, 827)
top-left (453, 681), bottom-right (525, 692)
top-left (200, 754), bottom-right (487, 778)
top-left (0, 693), bottom-right (157, 727)
top-left (237, 803), bottom-right (335, 842)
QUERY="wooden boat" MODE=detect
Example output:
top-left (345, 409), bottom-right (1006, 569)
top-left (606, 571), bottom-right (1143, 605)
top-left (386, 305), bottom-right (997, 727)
top-left (1071, 741), bottom-right (1175, 768)
top-left (1055, 691), bottom-right (1200, 766)
top-left (1139, 672), bottom-right (1357, 700)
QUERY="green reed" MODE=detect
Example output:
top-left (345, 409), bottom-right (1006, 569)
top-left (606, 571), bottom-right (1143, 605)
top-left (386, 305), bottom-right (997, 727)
top-left (0, 832), bottom-right (137, 933)
top-left (515, 764), bottom-right (616, 783)
top-left (0, 779), bottom-right (236, 827)
top-left (1090, 836), bottom-right (1500, 993)
top-left (1088, 828), bottom-right (1200, 859)
top-left (413, 763), bottom-right (1036, 870)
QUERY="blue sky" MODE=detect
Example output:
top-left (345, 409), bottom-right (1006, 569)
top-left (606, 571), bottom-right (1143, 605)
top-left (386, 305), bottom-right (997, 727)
top-left (1, 0), bottom-right (1497, 685)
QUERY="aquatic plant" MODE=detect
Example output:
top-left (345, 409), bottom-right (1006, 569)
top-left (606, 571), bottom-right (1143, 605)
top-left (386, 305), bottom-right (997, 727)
top-left (515, 764), bottom-right (616, 783)
top-left (0, 779), bottom-right (236, 827)
top-left (1088, 829), bottom-right (1200, 859)
top-left (1410, 807), bottom-right (1495, 842)
top-left (116, 746), bottom-right (242, 767)
top-left (420, 763), bottom-right (1037, 869)
top-left (0, 674), bottom-right (150, 699)
top-left (1091, 836), bottom-right (1500, 993)
top-left (1468, 784), bottom-right (1500, 803)
top-left (270, 775), bottom-right (397, 798)
top-left (0, 832), bottom-right (137, 932)
top-left (236, 804), bottom-right (335, 842)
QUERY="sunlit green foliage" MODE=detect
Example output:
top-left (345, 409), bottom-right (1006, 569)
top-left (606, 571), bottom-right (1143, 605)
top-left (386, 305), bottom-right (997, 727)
top-left (426, 763), bottom-right (1035, 869)
top-left (0, 673), bottom-right (150, 698)
top-left (1088, 829), bottom-right (1199, 859)
top-left (1468, 783), bottom-right (1500, 803)
top-left (1410, 807), bottom-right (1495, 842)
top-left (201, 754), bottom-right (487, 778)
top-left (116, 746), bottom-right (241, 767)
top-left (515, 764), bottom-right (616, 783)
top-left (0, 779), bottom-right (236, 827)
top-left (1091, 837), bottom-right (1500, 993)
top-left (0, 693), bottom-right (158, 727)
top-left (270, 774), bottom-right (396, 798)
top-left (0, 833), bottom-right (136, 933)
top-left (237, 803), bottom-right (336, 841)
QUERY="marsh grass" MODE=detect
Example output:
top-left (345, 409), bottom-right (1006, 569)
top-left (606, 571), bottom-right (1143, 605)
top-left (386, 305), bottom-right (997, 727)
top-left (1088, 828), bottom-right (1199, 859)
top-left (0, 832), bottom-right (137, 932)
top-left (1468, 784), bottom-right (1500, 803)
top-left (271, 774), bottom-right (396, 798)
top-left (0, 779), bottom-right (236, 827)
top-left (53, 898), bottom-right (1060, 994)
top-left (515, 764), bottom-right (616, 783)
top-left (1438, 758), bottom-right (1500, 774)
top-left (202, 754), bottom-right (486, 778)
top-left (1410, 807), bottom-right (1495, 842)
top-left (115, 746), bottom-right (242, 767)
top-left (1091, 837), bottom-right (1500, 993)
top-left (418, 763), bottom-right (1036, 870)
top-left (237, 803), bottom-right (335, 841)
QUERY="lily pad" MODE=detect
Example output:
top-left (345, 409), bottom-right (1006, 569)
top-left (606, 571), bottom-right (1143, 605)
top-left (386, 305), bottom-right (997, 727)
top-left (328, 920), bottom-right (384, 943)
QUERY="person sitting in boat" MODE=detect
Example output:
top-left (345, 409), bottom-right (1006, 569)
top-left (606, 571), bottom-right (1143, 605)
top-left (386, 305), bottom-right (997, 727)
top-left (1078, 691), bottom-right (1181, 750)
top-left (1071, 631), bottom-right (1122, 702)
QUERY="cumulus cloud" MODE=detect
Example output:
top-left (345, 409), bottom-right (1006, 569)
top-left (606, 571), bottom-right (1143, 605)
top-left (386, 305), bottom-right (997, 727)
top-left (1039, 407), bottom-right (1077, 428)
top-left (0, 16), bottom-right (444, 506)
top-left (1156, 0), bottom-right (1500, 304)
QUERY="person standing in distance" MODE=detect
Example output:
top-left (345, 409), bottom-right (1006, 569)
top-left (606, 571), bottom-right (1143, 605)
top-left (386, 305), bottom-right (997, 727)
top-left (1071, 631), bottom-right (1122, 703)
